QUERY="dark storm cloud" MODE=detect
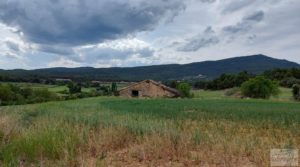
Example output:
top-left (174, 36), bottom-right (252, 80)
top-left (0, 0), bottom-right (185, 46)
top-left (178, 27), bottom-right (219, 52)
top-left (222, 11), bottom-right (264, 34)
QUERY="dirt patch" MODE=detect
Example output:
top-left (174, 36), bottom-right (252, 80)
top-left (101, 144), bottom-right (258, 167)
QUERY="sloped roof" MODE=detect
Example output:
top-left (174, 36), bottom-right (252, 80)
top-left (118, 79), bottom-right (180, 96)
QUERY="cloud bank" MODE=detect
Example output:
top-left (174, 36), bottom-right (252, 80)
top-left (0, 0), bottom-right (299, 69)
top-left (0, 0), bottom-right (185, 46)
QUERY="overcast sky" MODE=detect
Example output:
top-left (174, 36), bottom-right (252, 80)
top-left (0, 0), bottom-right (299, 69)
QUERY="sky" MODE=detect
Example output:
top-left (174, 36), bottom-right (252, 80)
top-left (0, 0), bottom-right (299, 69)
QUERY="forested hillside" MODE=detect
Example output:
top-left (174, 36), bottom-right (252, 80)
top-left (0, 55), bottom-right (299, 82)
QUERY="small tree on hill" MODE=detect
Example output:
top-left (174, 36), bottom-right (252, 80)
top-left (176, 82), bottom-right (192, 98)
top-left (241, 76), bottom-right (280, 99)
top-left (292, 84), bottom-right (300, 101)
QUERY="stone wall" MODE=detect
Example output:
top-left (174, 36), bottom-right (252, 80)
top-left (119, 80), bottom-right (176, 98)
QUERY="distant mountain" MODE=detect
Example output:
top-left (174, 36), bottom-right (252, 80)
top-left (1, 54), bottom-right (299, 81)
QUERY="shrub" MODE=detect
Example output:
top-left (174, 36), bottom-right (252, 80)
top-left (176, 82), bottom-right (192, 98)
top-left (0, 83), bottom-right (59, 105)
top-left (15, 94), bottom-right (26, 105)
top-left (0, 85), bottom-right (14, 102)
top-left (111, 82), bottom-right (118, 95)
top-left (292, 84), bottom-right (300, 101)
top-left (280, 77), bottom-right (300, 88)
top-left (97, 86), bottom-right (112, 96)
top-left (33, 89), bottom-right (52, 98)
top-left (68, 82), bottom-right (81, 94)
top-left (89, 89), bottom-right (101, 97)
top-left (193, 71), bottom-right (252, 90)
top-left (20, 87), bottom-right (33, 98)
top-left (241, 76), bottom-right (280, 99)
top-left (224, 87), bottom-right (240, 97)
top-left (164, 80), bottom-right (178, 89)
top-left (0, 84), bottom-right (26, 105)
top-left (30, 89), bottom-right (57, 102)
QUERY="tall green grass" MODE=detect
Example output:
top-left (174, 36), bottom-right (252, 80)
top-left (0, 95), bottom-right (299, 166)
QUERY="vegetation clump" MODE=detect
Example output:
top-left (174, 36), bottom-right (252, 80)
top-left (67, 82), bottom-right (82, 94)
top-left (193, 71), bottom-right (253, 90)
top-left (280, 77), bottom-right (300, 88)
top-left (191, 68), bottom-right (300, 91)
top-left (224, 87), bottom-right (241, 97)
top-left (176, 82), bottom-right (192, 98)
top-left (111, 82), bottom-right (118, 95)
top-left (292, 84), bottom-right (300, 101)
top-left (0, 84), bottom-right (58, 105)
top-left (241, 76), bottom-right (280, 99)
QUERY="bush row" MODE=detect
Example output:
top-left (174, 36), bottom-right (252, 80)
top-left (0, 84), bottom-right (58, 105)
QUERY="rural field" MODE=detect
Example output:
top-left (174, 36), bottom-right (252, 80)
top-left (1, 89), bottom-right (299, 166)
top-left (0, 0), bottom-right (300, 166)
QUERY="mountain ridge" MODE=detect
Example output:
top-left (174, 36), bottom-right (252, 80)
top-left (0, 54), bottom-right (299, 81)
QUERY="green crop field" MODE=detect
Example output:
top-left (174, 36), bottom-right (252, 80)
top-left (0, 90), bottom-right (300, 166)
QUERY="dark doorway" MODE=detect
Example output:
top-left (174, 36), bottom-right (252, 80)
top-left (132, 90), bottom-right (139, 97)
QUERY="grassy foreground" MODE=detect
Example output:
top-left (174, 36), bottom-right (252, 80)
top-left (0, 95), bottom-right (300, 166)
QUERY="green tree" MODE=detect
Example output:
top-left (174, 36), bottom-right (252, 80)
top-left (280, 77), bottom-right (300, 88)
top-left (111, 82), bottom-right (118, 95)
top-left (241, 76), bottom-right (280, 99)
top-left (0, 85), bottom-right (14, 102)
top-left (31, 89), bottom-right (56, 102)
top-left (235, 71), bottom-right (251, 86)
top-left (0, 84), bottom-right (25, 105)
top-left (20, 87), bottom-right (33, 98)
top-left (292, 84), bottom-right (300, 101)
top-left (176, 82), bottom-right (192, 98)
top-left (164, 80), bottom-right (178, 88)
top-left (67, 82), bottom-right (81, 94)
top-left (97, 86), bottom-right (112, 96)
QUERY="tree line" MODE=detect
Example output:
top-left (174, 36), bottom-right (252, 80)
top-left (1, 68), bottom-right (300, 104)
top-left (165, 68), bottom-right (300, 100)
top-left (0, 82), bottom-right (119, 106)
top-left (1, 68), bottom-right (300, 87)
top-left (186, 68), bottom-right (300, 90)
top-left (0, 84), bottom-right (58, 106)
